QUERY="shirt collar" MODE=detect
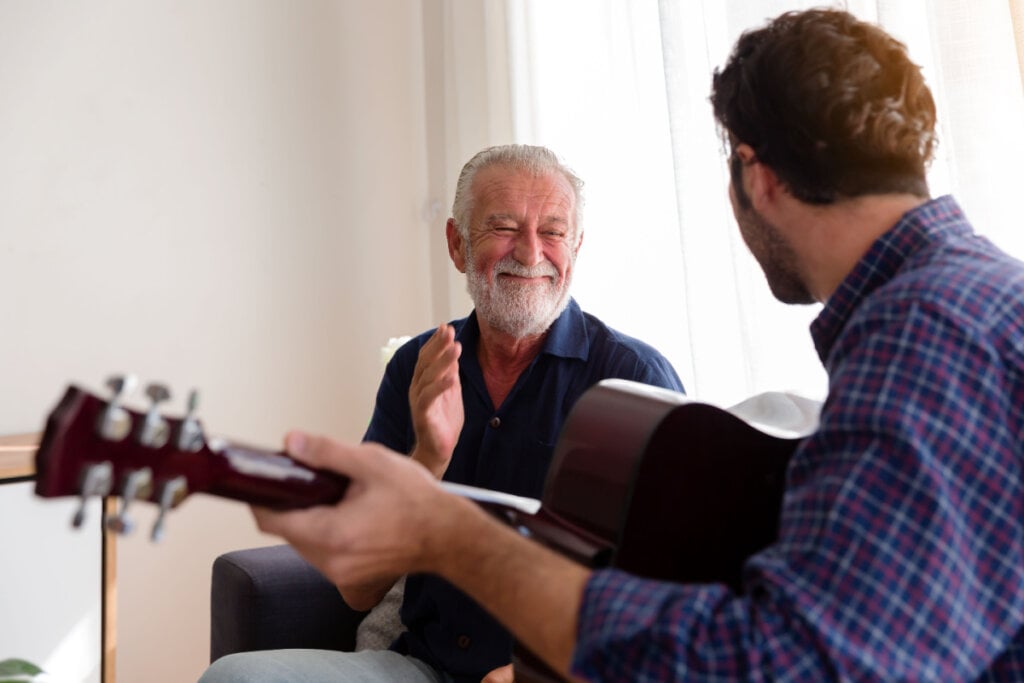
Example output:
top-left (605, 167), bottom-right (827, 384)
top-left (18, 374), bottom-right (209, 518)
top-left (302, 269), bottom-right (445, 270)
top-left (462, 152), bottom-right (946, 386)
top-left (455, 297), bottom-right (589, 362)
top-left (810, 194), bottom-right (968, 363)
top-left (541, 298), bottom-right (589, 360)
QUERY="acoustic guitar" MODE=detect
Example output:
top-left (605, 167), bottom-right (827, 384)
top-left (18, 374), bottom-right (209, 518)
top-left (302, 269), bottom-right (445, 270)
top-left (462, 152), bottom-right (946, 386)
top-left (33, 375), bottom-right (818, 682)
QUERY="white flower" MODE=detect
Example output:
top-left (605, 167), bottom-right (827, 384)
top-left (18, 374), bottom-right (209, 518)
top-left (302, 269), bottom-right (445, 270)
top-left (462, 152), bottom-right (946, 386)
top-left (380, 336), bottom-right (412, 369)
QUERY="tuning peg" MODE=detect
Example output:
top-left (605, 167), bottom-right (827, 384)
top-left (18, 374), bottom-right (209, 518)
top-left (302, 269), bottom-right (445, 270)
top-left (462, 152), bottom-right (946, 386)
top-left (97, 374), bottom-right (138, 441)
top-left (106, 374), bottom-right (138, 398)
top-left (150, 476), bottom-right (187, 542)
top-left (72, 461), bottom-right (114, 528)
top-left (106, 468), bottom-right (154, 535)
top-left (175, 389), bottom-right (205, 452)
top-left (138, 382), bottom-right (171, 448)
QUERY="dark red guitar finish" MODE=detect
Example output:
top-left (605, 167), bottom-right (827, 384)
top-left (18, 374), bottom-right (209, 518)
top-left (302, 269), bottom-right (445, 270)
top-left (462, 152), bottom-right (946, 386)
top-left (34, 378), bottom-right (807, 682)
top-left (35, 385), bottom-right (350, 539)
top-left (509, 380), bottom-right (801, 683)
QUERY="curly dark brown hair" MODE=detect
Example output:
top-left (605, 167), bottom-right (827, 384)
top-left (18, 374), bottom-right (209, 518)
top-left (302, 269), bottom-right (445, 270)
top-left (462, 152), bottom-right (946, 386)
top-left (711, 8), bottom-right (937, 204)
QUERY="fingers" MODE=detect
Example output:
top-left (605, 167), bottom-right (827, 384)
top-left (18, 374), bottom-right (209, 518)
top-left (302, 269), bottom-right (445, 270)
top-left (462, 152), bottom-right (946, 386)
top-left (282, 431), bottom-right (390, 484)
top-left (411, 325), bottom-right (462, 390)
top-left (252, 433), bottom-right (453, 585)
top-left (481, 663), bottom-right (515, 683)
top-left (409, 326), bottom-right (462, 415)
top-left (283, 429), bottom-right (344, 470)
top-left (252, 436), bottom-right (376, 546)
top-left (251, 502), bottom-right (332, 543)
top-left (407, 325), bottom-right (466, 476)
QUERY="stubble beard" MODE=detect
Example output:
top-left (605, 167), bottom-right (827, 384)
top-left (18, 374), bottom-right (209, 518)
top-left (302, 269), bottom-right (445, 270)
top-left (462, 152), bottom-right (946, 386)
top-left (736, 206), bottom-right (815, 305)
top-left (730, 157), bottom-right (813, 305)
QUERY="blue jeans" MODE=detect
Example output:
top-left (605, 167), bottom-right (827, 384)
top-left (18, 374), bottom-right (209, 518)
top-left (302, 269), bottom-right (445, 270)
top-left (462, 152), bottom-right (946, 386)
top-left (198, 649), bottom-right (453, 683)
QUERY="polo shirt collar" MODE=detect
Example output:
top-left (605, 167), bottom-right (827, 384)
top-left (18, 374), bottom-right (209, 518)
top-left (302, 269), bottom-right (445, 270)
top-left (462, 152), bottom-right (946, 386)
top-left (541, 298), bottom-right (589, 360)
top-left (456, 297), bottom-right (589, 362)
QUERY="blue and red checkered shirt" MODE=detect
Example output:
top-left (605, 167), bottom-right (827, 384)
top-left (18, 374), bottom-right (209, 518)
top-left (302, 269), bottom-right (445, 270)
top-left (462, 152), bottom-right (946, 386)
top-left (572, 196), bottom-right (1024, 681)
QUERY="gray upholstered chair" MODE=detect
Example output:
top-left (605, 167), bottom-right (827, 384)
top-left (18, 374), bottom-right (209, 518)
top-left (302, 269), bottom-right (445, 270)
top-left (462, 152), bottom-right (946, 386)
top-left (209, 544), bottom-right (366, 662)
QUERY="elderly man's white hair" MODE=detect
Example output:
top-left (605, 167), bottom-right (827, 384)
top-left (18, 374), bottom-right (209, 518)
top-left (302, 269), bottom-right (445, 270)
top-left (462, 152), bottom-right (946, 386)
top-left (450, 144), bottom-right (585, 245)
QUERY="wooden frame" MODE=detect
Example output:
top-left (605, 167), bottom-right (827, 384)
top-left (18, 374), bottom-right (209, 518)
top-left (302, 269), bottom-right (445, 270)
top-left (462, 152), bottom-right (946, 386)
top-left (0, 433), bottom-right (116, 683)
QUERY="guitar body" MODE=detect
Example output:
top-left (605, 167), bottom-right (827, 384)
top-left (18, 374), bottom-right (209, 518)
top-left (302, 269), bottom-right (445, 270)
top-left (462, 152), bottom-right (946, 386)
top-left (512, 380), bottom-right (802, 683)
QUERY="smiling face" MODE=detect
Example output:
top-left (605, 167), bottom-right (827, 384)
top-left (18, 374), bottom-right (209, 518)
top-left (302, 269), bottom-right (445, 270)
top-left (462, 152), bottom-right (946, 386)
top-left (449, 164), bottom-right (581, 338)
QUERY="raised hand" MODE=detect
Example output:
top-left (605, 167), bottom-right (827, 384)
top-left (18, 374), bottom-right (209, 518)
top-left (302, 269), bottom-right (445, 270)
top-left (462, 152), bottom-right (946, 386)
top-left (408, 324), bottom-right (464, 478)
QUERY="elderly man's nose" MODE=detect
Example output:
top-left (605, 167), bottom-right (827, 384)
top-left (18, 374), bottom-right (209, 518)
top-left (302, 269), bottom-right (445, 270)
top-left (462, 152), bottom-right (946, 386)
top-left (513, 230), bottom-right (544, 266)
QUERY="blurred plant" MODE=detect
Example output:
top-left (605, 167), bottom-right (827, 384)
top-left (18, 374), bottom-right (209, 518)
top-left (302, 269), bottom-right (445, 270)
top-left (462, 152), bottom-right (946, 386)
top-left (0, 658), bottom-right (45, 682)
top-left (380, 336), bottom-right (412, 368)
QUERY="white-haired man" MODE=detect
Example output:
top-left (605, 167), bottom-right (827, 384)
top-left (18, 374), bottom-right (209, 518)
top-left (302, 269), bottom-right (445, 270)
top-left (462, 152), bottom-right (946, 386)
top-left (200, 144), bottom-right (683, 683)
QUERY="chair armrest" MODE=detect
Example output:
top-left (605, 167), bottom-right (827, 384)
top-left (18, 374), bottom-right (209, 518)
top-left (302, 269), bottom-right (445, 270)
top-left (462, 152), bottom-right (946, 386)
top-left (210, 544), bottom-right (367, 662)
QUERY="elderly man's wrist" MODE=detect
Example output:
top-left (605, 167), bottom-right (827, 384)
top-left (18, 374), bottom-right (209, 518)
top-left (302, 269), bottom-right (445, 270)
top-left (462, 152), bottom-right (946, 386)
top-left (410, 445), bottom-right (449, 478)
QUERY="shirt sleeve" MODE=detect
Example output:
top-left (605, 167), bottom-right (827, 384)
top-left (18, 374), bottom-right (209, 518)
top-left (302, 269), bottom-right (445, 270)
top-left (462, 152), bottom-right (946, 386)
top-left (362, 339), bottom-right (419, 453)
top-left (632, 353), bottom-right (685, 394)
top-left (571, 301), bottom-right (1024, 681)
top-left (598, 334), bottom-right (686, 394)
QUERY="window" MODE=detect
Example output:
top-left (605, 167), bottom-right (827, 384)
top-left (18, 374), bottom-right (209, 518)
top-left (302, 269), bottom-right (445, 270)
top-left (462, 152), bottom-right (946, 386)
top-left (506, 0), bottom-right (1024, 405)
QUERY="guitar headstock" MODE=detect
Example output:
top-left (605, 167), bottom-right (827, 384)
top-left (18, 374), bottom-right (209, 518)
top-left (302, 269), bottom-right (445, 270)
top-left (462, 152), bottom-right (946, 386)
top-left (35, 375), bottom-right (348, 541)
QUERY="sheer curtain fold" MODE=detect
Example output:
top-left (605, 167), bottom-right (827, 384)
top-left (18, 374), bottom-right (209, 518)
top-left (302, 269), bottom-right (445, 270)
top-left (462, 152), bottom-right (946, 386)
top-left (496, 0), bottom-right (1022, 404)
top-left (421, 0), bottom-right (517, 321)
top-left (1013, 0), bottom-right (1024, 89)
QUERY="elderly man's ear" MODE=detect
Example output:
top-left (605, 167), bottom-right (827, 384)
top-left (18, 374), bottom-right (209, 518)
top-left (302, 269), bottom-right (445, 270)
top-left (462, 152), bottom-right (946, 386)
top-left (447, 218), bottom-right (467, 273)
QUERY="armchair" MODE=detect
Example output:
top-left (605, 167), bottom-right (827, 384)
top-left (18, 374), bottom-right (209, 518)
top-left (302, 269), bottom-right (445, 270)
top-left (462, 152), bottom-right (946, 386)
top-left (209, 544), bottom-right (367, 662)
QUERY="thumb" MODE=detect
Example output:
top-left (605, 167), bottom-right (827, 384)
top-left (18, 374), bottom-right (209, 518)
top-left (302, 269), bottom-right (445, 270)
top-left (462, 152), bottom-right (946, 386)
top-left (283, 430), bottom-right (367, 479)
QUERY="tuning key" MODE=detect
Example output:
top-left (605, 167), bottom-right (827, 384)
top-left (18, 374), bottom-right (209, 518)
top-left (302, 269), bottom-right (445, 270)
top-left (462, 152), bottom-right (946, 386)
top-left (72, 461), bottom-right (114, 528)
top-left (97, 374), bottom-right (138, 441)
top-left (176, 389), bottom-right (205, 452)
top-left (106, 468), bottom-right (154, 535)
top-left (139, 383), bottom-right (171, 448)
top-left (151, 476), bottom-right (188, 542)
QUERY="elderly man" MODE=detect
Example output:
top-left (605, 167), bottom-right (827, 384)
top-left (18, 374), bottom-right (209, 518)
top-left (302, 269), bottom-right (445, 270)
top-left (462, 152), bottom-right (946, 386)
top-left (200, 144), bottom-right (683, 683)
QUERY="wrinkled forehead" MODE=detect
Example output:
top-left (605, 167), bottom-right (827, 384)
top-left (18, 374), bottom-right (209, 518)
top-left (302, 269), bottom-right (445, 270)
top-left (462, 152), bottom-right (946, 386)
top-left (471, 165), bottom-right (577, 223)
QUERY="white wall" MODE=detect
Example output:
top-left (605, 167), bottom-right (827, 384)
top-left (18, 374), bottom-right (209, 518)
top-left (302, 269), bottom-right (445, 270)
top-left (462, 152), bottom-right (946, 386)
top-left (0, 2), bottom-right (443, 681)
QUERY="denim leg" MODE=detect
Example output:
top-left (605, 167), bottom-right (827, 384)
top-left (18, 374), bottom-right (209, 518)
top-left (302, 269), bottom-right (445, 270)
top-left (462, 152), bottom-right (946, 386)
top-left (197, 648), bottom-right (446, 683)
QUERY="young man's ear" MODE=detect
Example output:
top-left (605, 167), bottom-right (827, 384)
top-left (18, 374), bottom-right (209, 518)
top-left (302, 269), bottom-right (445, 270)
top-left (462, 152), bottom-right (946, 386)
top-left (735, 143), bottom-right (783, 210)
top-left (446, 218), bottom-right (467, 273)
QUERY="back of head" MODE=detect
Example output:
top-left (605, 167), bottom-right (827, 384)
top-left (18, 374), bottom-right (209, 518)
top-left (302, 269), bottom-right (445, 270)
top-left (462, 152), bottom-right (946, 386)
top-left (711, 9), bottom-right (937, 203)
top-left (451, 144), bottom-right (585, 239)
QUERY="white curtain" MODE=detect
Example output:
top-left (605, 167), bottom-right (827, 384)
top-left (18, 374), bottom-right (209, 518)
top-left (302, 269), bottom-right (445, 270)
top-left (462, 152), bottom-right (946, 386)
top-left (504, 0), bottom-right (1024, 406)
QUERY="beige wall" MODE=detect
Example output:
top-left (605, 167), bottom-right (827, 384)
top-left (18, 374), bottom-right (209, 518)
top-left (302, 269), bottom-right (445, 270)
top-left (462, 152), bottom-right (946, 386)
top-left (0, 2), bottom-right (485, 681)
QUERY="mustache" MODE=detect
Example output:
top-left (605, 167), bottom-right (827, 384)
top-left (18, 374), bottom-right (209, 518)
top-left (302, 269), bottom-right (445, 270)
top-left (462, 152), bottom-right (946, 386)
top-left (495, 257), bottom-right (558, 279)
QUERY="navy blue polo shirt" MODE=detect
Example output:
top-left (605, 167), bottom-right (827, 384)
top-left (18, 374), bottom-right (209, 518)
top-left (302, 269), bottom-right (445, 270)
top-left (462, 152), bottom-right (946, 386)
top-left (362, 298), bottom-right (684, 682)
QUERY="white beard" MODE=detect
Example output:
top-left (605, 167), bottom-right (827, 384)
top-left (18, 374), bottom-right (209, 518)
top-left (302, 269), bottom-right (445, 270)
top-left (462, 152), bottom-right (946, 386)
top-left (465, 251), bottom-right (573, 338)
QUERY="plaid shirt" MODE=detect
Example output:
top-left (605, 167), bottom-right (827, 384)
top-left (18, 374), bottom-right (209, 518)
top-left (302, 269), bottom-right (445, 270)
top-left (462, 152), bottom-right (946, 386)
top-left (572, 196), bottom-right (1024, 682)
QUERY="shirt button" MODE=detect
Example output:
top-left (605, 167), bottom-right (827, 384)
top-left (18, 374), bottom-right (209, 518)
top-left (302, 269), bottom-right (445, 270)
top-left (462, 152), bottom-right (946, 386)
top-left (457, 635), bottom-right (471, 649)
top-left (489, 416), bottom-right (501, 428)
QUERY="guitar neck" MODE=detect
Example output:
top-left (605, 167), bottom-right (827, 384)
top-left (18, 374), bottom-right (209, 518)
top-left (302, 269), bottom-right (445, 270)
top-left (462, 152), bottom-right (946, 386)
top-left (200, 442), bottom-right (350, 509)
